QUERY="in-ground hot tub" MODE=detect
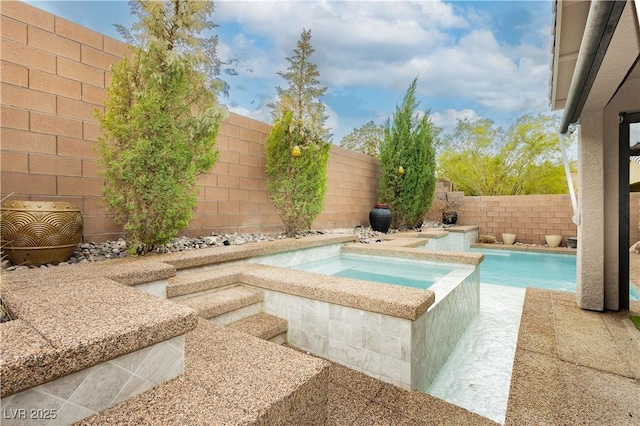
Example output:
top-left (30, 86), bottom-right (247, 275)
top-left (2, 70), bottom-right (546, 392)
top-left (292, 252), bottom-right (457, 289)
top-left (252, 242), bottom-right (483, 391)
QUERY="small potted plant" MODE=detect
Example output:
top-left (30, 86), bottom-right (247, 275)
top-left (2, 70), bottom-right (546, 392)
top-left (434, 193), bottom-right (462, 225)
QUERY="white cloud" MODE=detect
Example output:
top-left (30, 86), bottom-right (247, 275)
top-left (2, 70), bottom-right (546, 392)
top-left (430, 109), bottom-right (480, 128)
top-left (216, 0), bottom-right (554, 138)
top-left (431, 109), bottom-right (480, 134)
top-left (219, 35), bottom-right (279, 79)
top-left (324, 103), bottom-right (340, 139)
top-left (216, 0), bottom-right (470, 89)
top-left (26, 0), bottom-right (556, 148)
top-left (226, 100), bottom-right (273, 124)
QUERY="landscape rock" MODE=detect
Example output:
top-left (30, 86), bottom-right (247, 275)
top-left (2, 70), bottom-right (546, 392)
top-left (1, 226), bottom-right (390, 270)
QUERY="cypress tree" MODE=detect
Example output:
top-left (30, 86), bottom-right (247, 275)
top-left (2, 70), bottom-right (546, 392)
top-left (378, 77), bottom-right (437, 228)
top-left (97, 0), bottom-right (227, 254)
top-left (265, 29), bottom-right (330, 236)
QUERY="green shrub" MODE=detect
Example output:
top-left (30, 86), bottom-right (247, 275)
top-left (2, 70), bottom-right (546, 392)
top-left (97, 0), bottom-right (226, 254)
top-left (631, 315), bottom-right (640, 331)
top-left (378, 78), bottom-right (438, 228)
top-left (265, 113), bottom-right (330, 236)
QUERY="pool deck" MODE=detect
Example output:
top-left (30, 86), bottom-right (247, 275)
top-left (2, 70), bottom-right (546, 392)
top-left (79, 286), bottom-right (640, 425)
top-left (506, 288), bottom-right (640, 425)
top-left (1, 232), bottom-right (639, 424)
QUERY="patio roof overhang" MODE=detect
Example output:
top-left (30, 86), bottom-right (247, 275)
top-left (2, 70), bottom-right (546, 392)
top-left (549, 0), bottom-right (640, 134)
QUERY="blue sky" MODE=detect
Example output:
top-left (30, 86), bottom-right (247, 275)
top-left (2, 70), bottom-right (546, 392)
top-left (26, 0), bottom-right (557, 142)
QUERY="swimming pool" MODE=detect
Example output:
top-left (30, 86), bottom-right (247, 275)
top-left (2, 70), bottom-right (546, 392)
top-left (471, 248), bottom-right (640, 301)
top-left (291, 253), bottom-right (456, 289)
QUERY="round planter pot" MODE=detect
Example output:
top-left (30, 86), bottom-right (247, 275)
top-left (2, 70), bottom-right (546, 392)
top-left (1, 201), bottom-right (83, 266)
top-left (545, 234), bottom-right (562, 248)
top-left (369, 203), bottom-right (392, 233)
top-left (502, 233), bottom-right (516, 245)
top-left (442, 211), bottom-right (458, 225)
top-left (566, 237), bottom-right (577, 249)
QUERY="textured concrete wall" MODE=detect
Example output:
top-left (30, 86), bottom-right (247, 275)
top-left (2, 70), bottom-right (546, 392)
top-left (601, 70), bottom-right (640, 310)
top-left (576, 112), bottom-right (606, 310)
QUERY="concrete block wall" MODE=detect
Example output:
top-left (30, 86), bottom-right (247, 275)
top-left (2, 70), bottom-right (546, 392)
top-left (0, 1), bottom-right (381, 242)
top-left (314, 145), bottom-right (380, 230)
top-left (459, 194), bottom-right (577, 245)
top-left (1, 1), bottom-right (126, 241)
top-left (428, 186), bottom-right (640, 246)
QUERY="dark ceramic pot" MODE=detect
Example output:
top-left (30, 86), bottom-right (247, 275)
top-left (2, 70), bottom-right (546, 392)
top-left (369, 204), bottom-right (392, 233)
top-left (442, 211), bottom-right (458, 225)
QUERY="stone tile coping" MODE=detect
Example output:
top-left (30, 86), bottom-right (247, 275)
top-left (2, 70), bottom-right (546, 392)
top-left (81, 319), bottom-right (494, 425)
top-left (343, 243), bottom-right (484, 265)
top-left (176, 285), bottom-right (263, 319)
top-left (187, 263), bottom-right (435, 321)
top-left (228, 312), bottom-right (288, 340)
top-left (0, 259), bottom-right (176, 291)
top-left (424, 225), bottom-right (479, 233)
top-left (0, 235), bottom-right (355, 291)
top-left (0, 276), bottom-right (197, 397)
top-left (78, 319), bottom-right (331, 425)
top-left (379, 228), bottom-right (481, 248)
top-left (167, 270), bottom-right (243, 298)
top-left (155, 233), bottom-right (357, 270)
top-left (472, 242), bottom-right (577, 255)
top-left (0, 232), bottom-right (418, 398)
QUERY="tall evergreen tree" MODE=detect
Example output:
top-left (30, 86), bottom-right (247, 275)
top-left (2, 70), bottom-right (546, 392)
top-left (268, 28), bottom-right (329, 140)
top-left (265, 29), bottom-right (330, 236)
top-left (378, 77), bottom-right (437, 228)
top-left (97, 0), bottom-right (227, 254)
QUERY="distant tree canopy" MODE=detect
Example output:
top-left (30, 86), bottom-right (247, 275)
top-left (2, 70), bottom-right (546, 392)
top-left (437, 114), bottom-right (574, 196)
top-left (339, 120), bottom-right (385, 158)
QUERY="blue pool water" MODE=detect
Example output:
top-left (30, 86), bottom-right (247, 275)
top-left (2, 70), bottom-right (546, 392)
top-left (472, 248), bottom-right (640, 301)
top-left (291, 253), bottom-right (455, 289)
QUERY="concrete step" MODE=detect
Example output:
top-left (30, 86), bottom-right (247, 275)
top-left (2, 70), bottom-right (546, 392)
top-left (227, 312), bottom-right (288, 343)
top-left (175, 285), bottom-right (263, 324)
top-left (166, 269), bottom-right (241, 299)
